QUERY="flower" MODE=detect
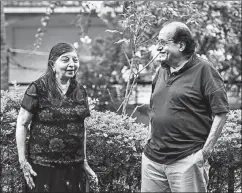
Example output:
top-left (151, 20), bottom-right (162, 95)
top-left (32, 144), bottom-right (42, 153)
top-left (39, 109), bottom-right (53, 121)
top-left (49, 138), bottom-right (65, 152)
top-left (80, 35), bottom-right (92, 44)
top-left (75, 105), bottom-right (87, 116)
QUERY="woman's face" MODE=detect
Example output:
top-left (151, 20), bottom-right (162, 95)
top-left (53, 51), bottom-right (80, 80)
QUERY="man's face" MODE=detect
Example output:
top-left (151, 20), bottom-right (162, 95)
top-left (157, 25), bottom-right (181, 67)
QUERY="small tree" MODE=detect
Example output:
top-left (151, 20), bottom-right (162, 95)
top-left (106, 2), bottom-right (159, 115)
top-left (106, 1), bottom-right (203, 115)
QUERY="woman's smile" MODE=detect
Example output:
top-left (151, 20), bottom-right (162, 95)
top-left (54, 51), bottom-right (80, 79)
top-left (66, 70), bottom-right (76, 75)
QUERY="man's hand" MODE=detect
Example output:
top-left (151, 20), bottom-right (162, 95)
top-left (202, 149), bottom-right (212, 160)
top-left (202, 113), bottom-right (227, 161)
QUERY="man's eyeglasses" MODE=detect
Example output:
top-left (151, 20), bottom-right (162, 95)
top-left (157, 39), bottom-right (174, 47)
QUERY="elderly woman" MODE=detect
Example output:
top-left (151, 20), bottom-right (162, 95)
top-left (16, 43), bottom-right (97, 192)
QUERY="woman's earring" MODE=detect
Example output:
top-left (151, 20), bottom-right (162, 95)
top-left (53, 68), bottom-right (56, 76)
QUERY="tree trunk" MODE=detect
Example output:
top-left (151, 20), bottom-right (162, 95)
top-left (1, 1), bottom-right (9, 91)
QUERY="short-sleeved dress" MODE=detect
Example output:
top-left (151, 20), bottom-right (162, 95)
top-left (21, 75), bottom-right (90, 192)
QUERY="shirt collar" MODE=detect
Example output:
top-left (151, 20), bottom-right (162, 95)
top-left (167, 54), bottom-right (196, 75)
top-left (170, 60), bottom-right (187, 73)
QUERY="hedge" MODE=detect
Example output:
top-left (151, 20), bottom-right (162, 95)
top-left (1, 88), bottom-right (241, 192)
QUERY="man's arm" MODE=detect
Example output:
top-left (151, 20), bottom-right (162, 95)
top-left (147, 120), bottom-right (152, 141)
top-left (202, 112), bottom-right (228, 159)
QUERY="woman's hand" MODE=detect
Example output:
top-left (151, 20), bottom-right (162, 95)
top-left (84, 160), bottom-right (98, 183)
top-left (20, 160), bottom-right (37, 189)
top-left (84, 159), bottom-right (99, 192)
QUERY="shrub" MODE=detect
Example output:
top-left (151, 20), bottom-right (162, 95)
top-left (0, 89), bottom-right (148, 192)
top-left (208, 110), bottom-right (242, 193)
top-left (1, 88), bottom-right (241, 192)
top-left (85, 108), bottom-right (148, 192)
top-left (1, 89), bottom-right (25, 192)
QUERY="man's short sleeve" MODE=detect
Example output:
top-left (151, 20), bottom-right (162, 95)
top-left (202, 65), bottom-right (229, 115)
top-left (21, 83), bottom-right (39, 114)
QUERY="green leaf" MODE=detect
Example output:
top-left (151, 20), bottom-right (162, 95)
top-left (114, 38), bottom-right (130, 44)
top-left (105, 29), bottom-right (123, 35)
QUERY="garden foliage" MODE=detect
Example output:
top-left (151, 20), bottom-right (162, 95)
top-left (208, 110), bottom-right (242, 192)
top-left (0, 89), bottom-right (148, 192)
top-left (74, 1), bottom-right (241, 112)
top-left (1, 89), bottom-right (25, 192)
top-left (1, 88), bottom-right (241, 192)
top-left (85, 106), bottom-right (148, 192)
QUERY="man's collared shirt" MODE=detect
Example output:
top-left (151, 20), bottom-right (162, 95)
top-left (144, 54), bottom-right (229, 164)
top-left (170, 59), bottom-right (187, 74)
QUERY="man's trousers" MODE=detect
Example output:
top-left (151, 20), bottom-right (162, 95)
top-left (141, 150), bottom-right (210, 192)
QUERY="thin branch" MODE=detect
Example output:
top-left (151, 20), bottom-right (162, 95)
top-left (107, 88), bottom-right (117, 111)
top-left (117, 70), bottom-right (133, 114)
top-left (116, 99), bottom-right (125, 113)
top-left (123, 51), bottom-right (136, 75)
top-left (130, 104), bottom-right (145, 117)
top-left (124, 51), bottom-right (131, 66)
top-left (126, 78), bottom-right (138, 102)
top-left (134, 10), bottom-right (142, 37)
top-left (137, 53), bottom-right (160, 74)
top-left (122, 72), bottom-right (132, 115)
top-left (137, 34), bottom-right (158, 46)
top-left (122, 75), bottom-right (138, 114)
top-left (120, 53), bottom-right (158, 114)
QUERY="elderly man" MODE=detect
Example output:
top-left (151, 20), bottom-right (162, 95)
top-left (141, 21), bottom-right (229, 192)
